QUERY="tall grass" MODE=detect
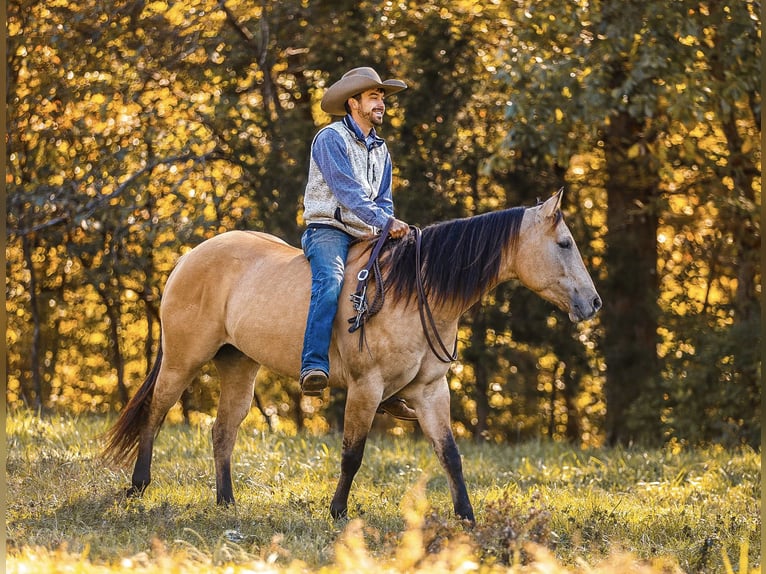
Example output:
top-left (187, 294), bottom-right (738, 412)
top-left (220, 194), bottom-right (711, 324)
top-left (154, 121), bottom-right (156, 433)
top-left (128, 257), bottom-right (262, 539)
top-left (6, 410), bottom-right (761, 573)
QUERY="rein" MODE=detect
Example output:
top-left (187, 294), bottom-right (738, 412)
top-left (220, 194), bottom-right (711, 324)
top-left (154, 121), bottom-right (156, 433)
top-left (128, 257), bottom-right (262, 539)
top-left (412, 226), bottom-right (458, 363)
top-left (348, 219), bottom-right (393, 349)
top-left (348, 222), bottom-right (457, 363)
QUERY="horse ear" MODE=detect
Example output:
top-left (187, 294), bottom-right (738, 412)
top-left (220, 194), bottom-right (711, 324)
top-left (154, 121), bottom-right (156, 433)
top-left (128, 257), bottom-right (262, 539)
top-left (536, 188), bottom-right (564, 223)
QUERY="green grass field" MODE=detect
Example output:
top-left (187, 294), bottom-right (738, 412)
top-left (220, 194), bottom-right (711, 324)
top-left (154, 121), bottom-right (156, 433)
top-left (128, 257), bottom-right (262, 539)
top-left (6, 410), bottom-right (761, 573)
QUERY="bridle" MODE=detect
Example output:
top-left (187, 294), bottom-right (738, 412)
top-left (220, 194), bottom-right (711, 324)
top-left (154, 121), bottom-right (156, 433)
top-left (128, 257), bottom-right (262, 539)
top-left (348, 224), bottom-right (457, 363)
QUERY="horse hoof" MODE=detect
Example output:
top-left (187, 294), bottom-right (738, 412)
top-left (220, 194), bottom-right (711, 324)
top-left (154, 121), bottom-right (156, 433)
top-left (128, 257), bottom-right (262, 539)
top-left (457, 509), bottom-right (476, 526)
top-left (330, 504), bottom-right (348, 520)
top-left (126, 484), bottom-right (146, 498)
top-left (461, 515), bottom-right (476, 528)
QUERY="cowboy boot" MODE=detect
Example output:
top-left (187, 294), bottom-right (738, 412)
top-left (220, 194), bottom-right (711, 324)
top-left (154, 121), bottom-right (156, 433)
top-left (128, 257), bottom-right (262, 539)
top-left (300, 369), bottom-right (329, 396)
top-left (376, 396), bottom-right (417, 421)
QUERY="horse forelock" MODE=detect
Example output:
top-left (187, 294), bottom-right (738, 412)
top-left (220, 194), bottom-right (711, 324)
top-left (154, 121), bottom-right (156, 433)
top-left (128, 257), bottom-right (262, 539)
top-left (382, 207), bottom-right (526, 309)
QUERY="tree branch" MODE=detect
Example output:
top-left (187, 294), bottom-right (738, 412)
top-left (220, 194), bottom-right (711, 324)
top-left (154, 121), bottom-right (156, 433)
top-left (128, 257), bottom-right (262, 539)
top-left (10, 150), bottom-right (224, 238)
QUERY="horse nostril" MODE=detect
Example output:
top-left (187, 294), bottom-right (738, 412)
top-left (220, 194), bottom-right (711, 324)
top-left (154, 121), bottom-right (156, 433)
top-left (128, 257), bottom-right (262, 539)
top-left (593, 296), bottom-right (602, 311)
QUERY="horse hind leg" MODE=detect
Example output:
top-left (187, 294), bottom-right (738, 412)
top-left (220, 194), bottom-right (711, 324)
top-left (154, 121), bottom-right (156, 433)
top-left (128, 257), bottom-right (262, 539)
top-left (129, 352), bottom-right (208, 496)
top-left (211, 344), bottom-right (259, 505)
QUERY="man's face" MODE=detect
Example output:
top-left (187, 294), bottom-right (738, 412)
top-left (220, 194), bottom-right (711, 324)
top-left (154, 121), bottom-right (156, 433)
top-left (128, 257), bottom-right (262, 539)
top-left (353, 88), bottom-right (386, 127)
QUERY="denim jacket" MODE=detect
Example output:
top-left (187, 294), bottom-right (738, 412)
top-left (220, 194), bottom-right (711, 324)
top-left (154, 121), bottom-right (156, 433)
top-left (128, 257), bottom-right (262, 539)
top-left (302, 115), bottom-right (394, 238)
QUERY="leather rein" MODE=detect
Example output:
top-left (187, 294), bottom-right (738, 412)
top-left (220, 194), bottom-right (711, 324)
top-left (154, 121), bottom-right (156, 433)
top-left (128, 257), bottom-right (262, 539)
top-left (412, 226), bottom-right (458, 363)
top-left (348, 224), bottom-right (457, 363)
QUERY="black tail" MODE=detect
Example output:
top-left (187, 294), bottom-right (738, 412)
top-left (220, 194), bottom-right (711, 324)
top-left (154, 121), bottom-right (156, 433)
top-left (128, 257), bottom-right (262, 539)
top-left (101, 345), bottom-right (163, 466)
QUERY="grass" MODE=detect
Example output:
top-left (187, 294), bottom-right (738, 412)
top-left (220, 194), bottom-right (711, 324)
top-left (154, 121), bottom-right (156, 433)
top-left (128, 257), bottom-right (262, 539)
top-left (6, 409), bottom-right (761, 573)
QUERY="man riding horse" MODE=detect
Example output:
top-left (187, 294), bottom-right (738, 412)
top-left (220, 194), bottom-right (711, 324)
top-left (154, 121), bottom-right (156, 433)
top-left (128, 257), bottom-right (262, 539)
top-left (299, 67), bottom-right (413, 420)
top-left (103, 69), bottom-right (602, 525)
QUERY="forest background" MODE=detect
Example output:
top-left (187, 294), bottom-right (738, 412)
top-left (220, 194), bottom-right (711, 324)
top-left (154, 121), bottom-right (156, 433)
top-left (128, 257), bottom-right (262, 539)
top-left (6, 0), bottom-right (762, 448)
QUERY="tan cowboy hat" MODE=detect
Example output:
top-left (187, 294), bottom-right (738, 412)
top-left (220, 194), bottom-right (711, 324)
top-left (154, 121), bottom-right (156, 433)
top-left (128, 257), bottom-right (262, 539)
top-left (321, 67), bottom-right (407, 116)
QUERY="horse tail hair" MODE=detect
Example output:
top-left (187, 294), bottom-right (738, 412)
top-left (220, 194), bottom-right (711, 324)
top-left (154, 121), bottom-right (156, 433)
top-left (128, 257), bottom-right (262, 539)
top-left (101, 343), bottom-right (163, 466)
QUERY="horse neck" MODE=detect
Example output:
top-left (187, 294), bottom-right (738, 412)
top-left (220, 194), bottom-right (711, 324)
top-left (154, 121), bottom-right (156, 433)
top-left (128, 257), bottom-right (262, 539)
top-left (444, 253), bottom-right (519, 319)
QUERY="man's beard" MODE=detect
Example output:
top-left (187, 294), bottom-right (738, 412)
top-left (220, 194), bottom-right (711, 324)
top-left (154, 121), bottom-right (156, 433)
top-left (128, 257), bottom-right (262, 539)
top-left (363, 108), bottom-right (385, 126)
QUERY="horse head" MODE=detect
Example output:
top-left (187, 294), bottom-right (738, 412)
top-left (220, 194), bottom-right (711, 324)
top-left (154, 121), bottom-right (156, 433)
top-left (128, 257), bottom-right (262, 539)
top-left (514, 189), bottom-right (602, 322)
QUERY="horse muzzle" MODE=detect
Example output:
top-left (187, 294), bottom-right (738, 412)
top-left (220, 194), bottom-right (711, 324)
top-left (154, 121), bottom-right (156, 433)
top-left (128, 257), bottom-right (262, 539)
top-left (568, 292), bottom-right (602, 322)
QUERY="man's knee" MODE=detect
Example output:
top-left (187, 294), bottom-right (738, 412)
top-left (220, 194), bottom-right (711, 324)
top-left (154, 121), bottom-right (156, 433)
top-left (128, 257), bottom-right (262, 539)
top-left (312, 276), bottom-right (344, 301)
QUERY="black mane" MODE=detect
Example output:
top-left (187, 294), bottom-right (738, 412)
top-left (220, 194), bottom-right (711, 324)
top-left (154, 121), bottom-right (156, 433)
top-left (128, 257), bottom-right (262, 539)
top-left (381, 207), bottom-right (526, 309)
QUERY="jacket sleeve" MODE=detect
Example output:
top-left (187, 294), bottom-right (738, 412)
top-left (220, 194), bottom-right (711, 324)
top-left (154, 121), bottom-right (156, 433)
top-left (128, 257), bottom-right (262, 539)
top-left (312, 129), bottom-right (393, 229)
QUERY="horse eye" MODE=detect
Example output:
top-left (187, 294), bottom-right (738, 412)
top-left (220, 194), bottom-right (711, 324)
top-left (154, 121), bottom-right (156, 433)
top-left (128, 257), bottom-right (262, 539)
top-left (557, 238), bottom-right (572, 249)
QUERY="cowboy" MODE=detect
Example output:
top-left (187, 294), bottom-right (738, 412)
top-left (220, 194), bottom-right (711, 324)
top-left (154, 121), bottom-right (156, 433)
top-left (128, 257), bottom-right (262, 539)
top-left (300, 66), bottom-right (415, 420)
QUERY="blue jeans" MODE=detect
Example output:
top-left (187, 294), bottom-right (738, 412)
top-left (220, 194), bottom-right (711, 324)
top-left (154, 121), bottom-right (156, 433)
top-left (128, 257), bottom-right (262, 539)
top-left (301, 226), bottom-right (354, 377)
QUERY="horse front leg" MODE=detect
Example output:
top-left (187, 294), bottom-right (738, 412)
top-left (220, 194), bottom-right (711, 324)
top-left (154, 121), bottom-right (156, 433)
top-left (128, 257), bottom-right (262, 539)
top-left (413, 378), bottom-right (475, 524)
top-left (330, 384), bottom-right (380, 519)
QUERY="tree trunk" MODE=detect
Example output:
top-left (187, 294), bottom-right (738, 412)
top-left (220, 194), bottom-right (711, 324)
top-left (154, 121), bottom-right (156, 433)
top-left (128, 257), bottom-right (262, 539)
top-left (602, 111), bottom-right (661, 445)
top-left (472, 361), bottom-right (490, 441)
top-left (547, 380), bottom-right (557, 439)
top-left (140, 290), bottom-right (159, 377)
top-left (21, 234), bottom-right (43, 412)
top-left (718, 111), bottom-right (760, 445)
top-left (468, 306), bottom-right (491, 441)
top-left (563, 366), bottom-right (582, 442)
top-left (97, 286), bottom-right (128, 405)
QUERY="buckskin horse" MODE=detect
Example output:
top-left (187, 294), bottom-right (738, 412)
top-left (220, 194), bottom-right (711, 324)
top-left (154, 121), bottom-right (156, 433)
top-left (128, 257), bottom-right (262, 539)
top-left (103, 189), bottom-right (601, 524)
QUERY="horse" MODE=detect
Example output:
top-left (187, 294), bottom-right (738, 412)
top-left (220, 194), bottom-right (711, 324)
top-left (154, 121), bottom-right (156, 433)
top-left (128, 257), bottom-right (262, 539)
top-left (103, 188), bottom-right (601, 524)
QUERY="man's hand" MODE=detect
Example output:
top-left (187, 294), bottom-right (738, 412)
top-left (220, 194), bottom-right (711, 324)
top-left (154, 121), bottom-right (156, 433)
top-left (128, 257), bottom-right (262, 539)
top-left (388, 218), bottom-right (409, 239)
